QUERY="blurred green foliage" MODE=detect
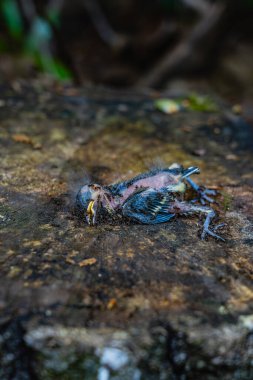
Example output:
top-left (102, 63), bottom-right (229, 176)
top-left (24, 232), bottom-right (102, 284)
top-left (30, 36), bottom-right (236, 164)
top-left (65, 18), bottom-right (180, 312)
top-left (46, 7), bottom-right (61, 29)
top-left (155, 94), bottom-right (219, 114)
top-left (1, 0), bottom-right (24, 39)
top-left (0, 0), bottom-right (72, 80)
top-left (187, 93), bottom-right (218, 112)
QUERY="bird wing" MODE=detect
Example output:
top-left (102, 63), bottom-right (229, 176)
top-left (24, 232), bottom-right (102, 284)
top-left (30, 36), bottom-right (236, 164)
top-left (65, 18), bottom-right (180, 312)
top-left (122, 188), bottom-right (174, 224)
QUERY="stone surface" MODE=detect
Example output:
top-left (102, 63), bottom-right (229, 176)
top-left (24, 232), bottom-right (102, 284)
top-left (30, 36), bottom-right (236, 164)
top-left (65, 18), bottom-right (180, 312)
top-left (0, 81), bottom-right (253, 379)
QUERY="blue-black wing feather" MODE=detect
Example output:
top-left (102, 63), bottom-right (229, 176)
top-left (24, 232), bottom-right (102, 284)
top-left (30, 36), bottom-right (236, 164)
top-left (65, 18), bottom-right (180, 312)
top-left (122, 188), bottom-right (174, 224)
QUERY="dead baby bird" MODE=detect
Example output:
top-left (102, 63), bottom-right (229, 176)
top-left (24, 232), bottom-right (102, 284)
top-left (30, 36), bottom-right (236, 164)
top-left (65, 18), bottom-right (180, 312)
top-left (76, 163), bottom-right (225, 241)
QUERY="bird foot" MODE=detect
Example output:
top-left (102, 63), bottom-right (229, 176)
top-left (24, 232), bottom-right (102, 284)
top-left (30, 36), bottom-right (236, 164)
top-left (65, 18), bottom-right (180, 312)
top-left (198, 187), bottom-right (217, 205)
top-left (201, 222), bottom-right (225, 241)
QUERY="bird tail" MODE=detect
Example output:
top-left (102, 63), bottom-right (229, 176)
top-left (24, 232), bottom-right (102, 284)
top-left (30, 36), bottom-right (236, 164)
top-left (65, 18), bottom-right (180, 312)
top-left (181, 166), bottom-right (200, 179)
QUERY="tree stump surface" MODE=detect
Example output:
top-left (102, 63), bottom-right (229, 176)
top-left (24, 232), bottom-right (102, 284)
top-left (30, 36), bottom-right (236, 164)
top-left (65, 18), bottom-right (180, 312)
top-left (0, 82), bottom-right (253, 379)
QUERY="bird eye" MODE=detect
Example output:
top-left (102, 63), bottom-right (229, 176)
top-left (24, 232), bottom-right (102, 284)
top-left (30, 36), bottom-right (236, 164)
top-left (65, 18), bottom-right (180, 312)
top-left (92, 185), bottom-right (101, 191)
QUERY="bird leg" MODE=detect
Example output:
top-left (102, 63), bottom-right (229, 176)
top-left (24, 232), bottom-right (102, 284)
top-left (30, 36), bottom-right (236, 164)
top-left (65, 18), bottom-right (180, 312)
top-left (168, 200), bottom-right (225, 241)
top-left (186, 177), bottom-right (217, 204)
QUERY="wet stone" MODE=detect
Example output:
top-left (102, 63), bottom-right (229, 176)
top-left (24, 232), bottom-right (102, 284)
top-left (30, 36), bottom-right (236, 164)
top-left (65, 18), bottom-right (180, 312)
top-left (0, 82), bottom-right (253, 379)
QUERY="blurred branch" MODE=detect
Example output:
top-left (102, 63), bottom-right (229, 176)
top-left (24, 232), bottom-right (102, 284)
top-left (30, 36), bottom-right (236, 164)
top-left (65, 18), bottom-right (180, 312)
top-left (136, 2), bottom-right (226, 88)
top-left (20, 0), bottom-right (36, 21)
top-left (139, 21), bottom-right (178, 50)
top-left (82, 0), bottom-right (128, 51)
top-left (81, 0), bottom-right (179, 56)
top-left (182, 0), bottom-right (211, 15)
top-left (48, 0), bottom-right (65, 10)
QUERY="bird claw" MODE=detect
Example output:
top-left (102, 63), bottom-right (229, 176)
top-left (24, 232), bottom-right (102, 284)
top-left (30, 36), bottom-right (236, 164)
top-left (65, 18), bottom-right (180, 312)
top-left (203, 188), bottom-right (217, 196)
top-left (213, 223), bottom-right (226, 232)
top-left (198, 187), bottom-right (217, 205)
top-left (201, 223), bottom-right (225, 241)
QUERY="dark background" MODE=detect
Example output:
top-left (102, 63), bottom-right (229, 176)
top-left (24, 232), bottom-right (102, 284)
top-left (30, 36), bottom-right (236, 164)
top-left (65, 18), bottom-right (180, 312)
top-left (0, 0), bottom-right (253, 104)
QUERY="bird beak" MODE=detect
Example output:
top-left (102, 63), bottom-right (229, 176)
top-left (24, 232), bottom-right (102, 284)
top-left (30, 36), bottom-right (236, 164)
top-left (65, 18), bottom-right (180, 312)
top-left (86, 200), bottom-right (96, 225)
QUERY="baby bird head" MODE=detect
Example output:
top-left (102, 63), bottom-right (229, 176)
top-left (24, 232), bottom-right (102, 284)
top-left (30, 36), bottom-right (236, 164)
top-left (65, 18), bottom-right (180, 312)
top-left (76, 184), bottom-right (112, 225)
